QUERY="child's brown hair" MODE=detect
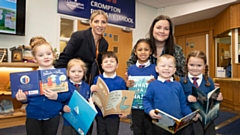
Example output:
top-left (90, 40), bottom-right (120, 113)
top-left (67, 58), bottom-right (88, 81)
top-left (157, 54), bottom-right (176, 66)
top-left (102, 51), bottom-right (118, 63)
top-left (29, 36), bottom-right (54, 57)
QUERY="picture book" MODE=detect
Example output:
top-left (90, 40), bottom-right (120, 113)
top-left (191, 87), bottom-right (220, 128)
top-left (10, 68), bottom-right (68, 98)
top-left (0, 99), bottom-right (14, 115)
top-left (128, 76), bottom-right (153, 109)
top-left (63, 90), bottom-right (97, 135)
top-left (152, 109), bottom-right (199, 134)
top-left (92, 77), bottom-right (135, 117)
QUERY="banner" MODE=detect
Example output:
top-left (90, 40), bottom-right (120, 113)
top-left (58, 0), bottom-right (135, 28)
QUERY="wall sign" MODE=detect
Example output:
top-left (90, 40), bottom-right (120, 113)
top-left (58, 0), bottom-right (136, 28)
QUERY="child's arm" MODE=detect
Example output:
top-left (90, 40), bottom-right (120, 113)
top-left (149, 110), bottom-right (161, 119)
top-left (16, 89), bottom-right (27, 102)
top-left (126, 79), bottom-right (134, 88)
top-left (90, 85), bottom-right (98, 92)
top-left (119, 113), bottom-right (128, 118)
top-left (188, 95), bottom-right (197, 102)
top-left (217, 92), bottom-right (223, 101)
top-left (44, 88), bottom-right (58, 100)
top-left (63, 105), bottom-right (71, 113)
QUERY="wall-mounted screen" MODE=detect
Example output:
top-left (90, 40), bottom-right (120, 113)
top-left (0, 0), bottom-right (26, 36)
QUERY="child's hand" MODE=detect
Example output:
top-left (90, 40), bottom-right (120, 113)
top-left (88, 96), bottom-right (94, 103)
top-left (90, 85), bottom-right (98, 92)
top-left (188, 95), bottom-right (197, 102)
top-left (149, 110), bottom-right (161, 119)
top-left (63, 105), bottom-right (70, 112)
top-left (147, 78), bottom-right (155, 83)
top-left (192, 113), bottom-right (199, 121)
top-left (16, 89), bottom-right (27, 102)
top-left (119, 113), bottom-right (127, 118)
top-left (217, 92), bottom-right (223, 101)
top-left (126, 80), bottom-right (134, 87)
top-left (44, 89), bottom-right (58, 100)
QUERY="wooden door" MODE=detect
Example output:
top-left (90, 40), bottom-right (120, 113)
top-left (185, 34), bottom-right (206, 55)
top-left (217, 43), bottom-right (230, 67)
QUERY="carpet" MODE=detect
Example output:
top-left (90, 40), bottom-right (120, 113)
top-left (214, 111), bottom-right (238, 125)
top-left (217, 118), bottom-right (240, 135)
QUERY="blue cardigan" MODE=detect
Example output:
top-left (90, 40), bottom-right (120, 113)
top-left (143, 80), bottom-right (192, 119)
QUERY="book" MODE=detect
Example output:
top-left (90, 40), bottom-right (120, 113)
top-left (92, 77), bottom-right (135, 117)
top-left (63, 90), bottom-right (97, 135)
top-left (191, 86), bottom-right (220, 128)
top-left (128, 76), bottom-right (153, 109)
top-left (152, 109), bottom-right (199, 134)
top-left (0, 99), bottom-right (14, 115)
top-left (10, 68), bottom-right (68, 98)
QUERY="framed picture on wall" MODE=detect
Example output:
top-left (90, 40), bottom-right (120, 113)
top-left (11, 49), bottom-right (23, 62)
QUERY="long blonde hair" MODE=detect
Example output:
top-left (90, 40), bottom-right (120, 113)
top-left (90, 10), bottom-right (108, 22)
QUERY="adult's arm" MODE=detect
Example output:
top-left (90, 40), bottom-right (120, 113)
top-left (54, 32), bottom-right (82, 68)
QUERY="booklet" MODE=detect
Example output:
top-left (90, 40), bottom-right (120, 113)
top-left (152, 109), bottom-right (199, 134)
top-left (191, 86), bottom-right (220, 128)
top-left (128, 76), bottom-right (153, 109)
top-left (92, 77), bottom-right (135, 117)
top-left (63, 90), bottom-right (97, 135)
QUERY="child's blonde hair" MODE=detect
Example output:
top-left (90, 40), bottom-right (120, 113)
top-left (157, 54), bottom-right (176, 66)
top-left (67, 58), bottom-right (88, 81)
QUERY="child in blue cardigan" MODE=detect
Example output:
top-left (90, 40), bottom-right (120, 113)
top-left (91, 51), bottom-right (127, 135)
top-left (180, 50), bottom-right (223, 135)
top-left (143, 54), bottom-right (198, 135)
top-left (61, 58), bottom-right (91, 135)
top-left (15, 40), bottom-right (70, 135)
top-left (127, 38), bottom-right (157, 135)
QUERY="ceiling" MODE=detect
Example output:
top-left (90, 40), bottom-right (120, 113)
top-left (136, 0), bottom-right (238, 25)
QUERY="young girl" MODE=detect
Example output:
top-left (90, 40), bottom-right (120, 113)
top-left (62, 58), bottom-right (91, 135)
top-left (180, 50), bottom-right (223, 135)
top-left (15, 40), bottom-right (70, 135)
top-left (126, 38), bottom-right (157, 135)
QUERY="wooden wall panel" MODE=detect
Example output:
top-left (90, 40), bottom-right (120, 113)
top-left (175, 37), bottom-right (185, 54)
top-left (230, 4), bottom-right (240, 28)
top-left (208, 30), bottom-right (215, 77)
top-left (213, 7), bottom-right (231, 36)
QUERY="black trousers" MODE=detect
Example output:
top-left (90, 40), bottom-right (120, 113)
top-left (153, 124), bottom-right (182, 135)
top-left (26, 115), bottom-right (60, 135)
top-left (61, 123), bottom-right (93, 135)
top-left (192, 120), bottom-right (216, 135)
top-left (132, 109), bottom-right (153, 135)
top-left (95, 116), bottom-right (120, 135)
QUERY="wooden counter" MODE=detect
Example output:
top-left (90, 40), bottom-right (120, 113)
top-left (213, 78), bottom-right (240, 111)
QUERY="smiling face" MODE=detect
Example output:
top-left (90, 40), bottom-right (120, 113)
top-left (34, 44), bottom-right (55, 69)
top-left (90, 14), bottom-right (108, 36)
top-left (134, 42), bottom-right (152, 63)
top-left (156, 56), bottom-right (176, 79)
top-left (187, 57), bottom-right (205, 76)
top-left (68, 64), bottom-right (84, 83)
top-left (153, 20), bottom-right (170, 43)
top-left (101, 57), bottom-right (118, 75)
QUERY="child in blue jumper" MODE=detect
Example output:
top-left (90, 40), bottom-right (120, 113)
top-left (15, 39), bottom-right (71, 135)
top-left (180, 50), bottom-right (223, 135)
top-left (62, 58), bottom-right (91, 135)
top-left (143, 54), bottom-right (198, 135)
top-left (127, 38), bottom-right (157, 135)
top-left (91, 51), bottom-right (127, 135)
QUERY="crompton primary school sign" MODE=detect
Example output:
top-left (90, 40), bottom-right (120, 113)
top-left (58, 0), bottom-right (136, 28)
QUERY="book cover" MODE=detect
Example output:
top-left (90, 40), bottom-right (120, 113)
top-left (128, 76), bottom-right (153, 109)
top-left (63, 90), bottom-right (97, 135)
top-left (191, 87), bottom-right (220, 128)
top-left (152, 109), bottom-right (199, 134)
top-left (10, 70), bottom-right (42, 98)
top-left (92, 77), bottom-right (135, 117)
top-left (0, 99), bottom-right (14, 115)
top-left (39, 68), bottom-right (68, 93)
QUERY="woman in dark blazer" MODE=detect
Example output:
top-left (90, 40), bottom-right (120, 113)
top-left (55, 10), bottom-right (108, 85)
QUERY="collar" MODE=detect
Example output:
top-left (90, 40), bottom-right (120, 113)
top-left (69, 79), bottom-right (82, 85)
top-left (103, 72), bottom-right (116, 78)
top-left (38, 66), bottom-right (55, 70)
top-left (188, 73), bottom-right (202, 80)
top-left (157, 76), bottom-right (173, 83)
top-left (136, 60), bottom-right (151, 68)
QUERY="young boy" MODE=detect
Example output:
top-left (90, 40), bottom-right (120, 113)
top-left (91, 51), bottom-right (127, 135)
top-left (143, 54), bottom-right (197, 135)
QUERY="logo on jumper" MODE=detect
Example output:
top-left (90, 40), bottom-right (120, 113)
top-left (20, 75), bottom-right (30, 84)
top-left (106, 0), bottom-right (117, 4)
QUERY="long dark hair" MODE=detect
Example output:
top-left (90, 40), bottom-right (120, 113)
top-left (148, 15), bottom-right (174, 56)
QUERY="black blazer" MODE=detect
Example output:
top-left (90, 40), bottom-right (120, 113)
top-left (54, 28), bottom-right (108, 84)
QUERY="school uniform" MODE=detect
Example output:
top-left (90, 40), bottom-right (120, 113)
top-left (180, 73), bottom-right (216, 135)
top-left (143, 77), bottom-right (192, 135)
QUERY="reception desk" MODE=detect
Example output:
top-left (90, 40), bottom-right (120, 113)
top-left (214, 78), bottom-right (240, 111)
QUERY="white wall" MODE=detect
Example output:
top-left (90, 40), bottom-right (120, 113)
top-left (0, 1), bottom-right (157, 61)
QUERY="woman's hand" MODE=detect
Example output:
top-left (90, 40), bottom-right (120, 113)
top-left (149, 110), bottom-right (161, 119)
top-left (63, 105), bottom-right (70, 112)
top-left (126, 80), bottom-right (134, 87)
top-left (16, 89), bottom-right (27, 102)
top-left (188, 95), bottom-right (197, 102)
top-left (44, 89), bottom-right (58, 100)
top-left (90, 85), bottom-right (98, 92)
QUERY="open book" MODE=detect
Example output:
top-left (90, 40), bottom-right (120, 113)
top-left (152, 109), bottom-right (199, 134)
top-left (128, 76), bottom-right (153, 109)
top-left (191, 86), bottom-right (220, 128)
top-left (92, 77), bottom-right (135, 117)
top-left (63, 90), bottom-right (97, 135)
